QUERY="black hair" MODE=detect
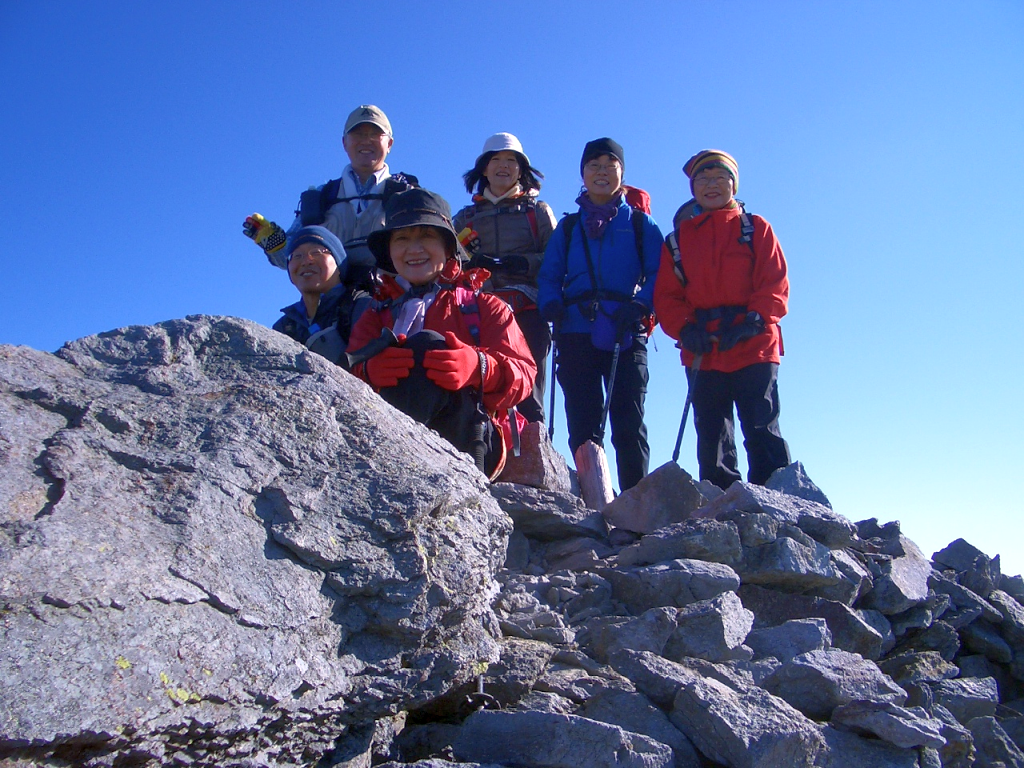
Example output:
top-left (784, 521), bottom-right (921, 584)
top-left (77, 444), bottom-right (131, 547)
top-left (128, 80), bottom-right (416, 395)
top-left (462, 151), bottom-right (545, 195)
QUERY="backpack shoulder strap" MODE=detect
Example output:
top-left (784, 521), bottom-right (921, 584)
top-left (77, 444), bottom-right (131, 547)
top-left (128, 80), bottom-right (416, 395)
top-left (666, 230), bottom-right (686, 287)
top-left (630, 208), bottom-right (645, 277)
top-left (561, 212), bottom-right (579, 257)
top-left (737, 201), bottom-right (755, 253)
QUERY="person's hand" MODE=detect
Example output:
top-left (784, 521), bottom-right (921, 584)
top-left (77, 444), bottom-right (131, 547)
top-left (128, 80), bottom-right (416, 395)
top-left (679, 323), bottom-right (714, 354)
top-left (243, 213), bottom-right (287, 259)
top-left (540, 301), bottom-right (565, 325)
top-left (423, 332), bottom-right (482, 391)
top-left (612, 301), bottom-right (648, 330)
top-left (717, 312), bottom-right (765, 352)
top-left (365, 345), bottom-right (414, 388)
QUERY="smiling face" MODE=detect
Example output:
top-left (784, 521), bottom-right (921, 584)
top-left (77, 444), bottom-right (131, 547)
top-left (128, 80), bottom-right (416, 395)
top-left (582, 155), bottom-right (623, 205)
top-left (692, 166), bottom-right (736, 211)
top-left (389, 226), bottom-right (450, 285)
top-left (343, 123), bottom-right (393, 181)
top-left (288, 242), bottom-right (341, 296)
top-left (484, 151), bottom-right (521, 197)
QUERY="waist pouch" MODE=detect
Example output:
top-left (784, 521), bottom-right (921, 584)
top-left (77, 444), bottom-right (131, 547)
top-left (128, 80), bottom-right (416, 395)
top-left (590, 299), bottom-right (633, 352)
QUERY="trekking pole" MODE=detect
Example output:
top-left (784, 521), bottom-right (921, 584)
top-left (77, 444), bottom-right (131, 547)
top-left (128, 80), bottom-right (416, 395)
top-left (672, 353), bottom-right (702, 463)
top-left (597, 340), bottom-right (622, 442)
top-left (547, 323), bottom-right (558, 440)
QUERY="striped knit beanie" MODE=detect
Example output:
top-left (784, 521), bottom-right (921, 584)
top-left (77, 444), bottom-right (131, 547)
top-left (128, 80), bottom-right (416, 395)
top-left (683, 149), bottom-right (739, 193)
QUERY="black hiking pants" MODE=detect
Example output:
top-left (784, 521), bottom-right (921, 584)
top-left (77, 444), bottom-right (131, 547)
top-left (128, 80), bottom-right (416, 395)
top-left (687, 361), bottom-right (790, 489)
top-left (513, 307), bottom-right (551, 424)
top-left (555, 332), bottom-right (649, 492)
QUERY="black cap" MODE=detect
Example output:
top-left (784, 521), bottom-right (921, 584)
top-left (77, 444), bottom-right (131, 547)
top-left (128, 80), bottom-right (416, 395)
top-left (367, 188), bottom-right (459, 273)
top-left (580, 137), bottom-right (625, 175)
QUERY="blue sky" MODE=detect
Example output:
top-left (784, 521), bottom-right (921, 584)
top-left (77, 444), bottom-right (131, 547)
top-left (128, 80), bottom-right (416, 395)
top-left (3, 1), bottom-right (1023, 575)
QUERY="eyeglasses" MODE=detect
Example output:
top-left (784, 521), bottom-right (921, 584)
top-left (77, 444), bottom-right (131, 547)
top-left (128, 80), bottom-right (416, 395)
top-left (288, 247), bottom-right (333, 262)
top-left (693, 174), bottom-right (733, 188)
top-left (584, 162), bottom-right (621, 174)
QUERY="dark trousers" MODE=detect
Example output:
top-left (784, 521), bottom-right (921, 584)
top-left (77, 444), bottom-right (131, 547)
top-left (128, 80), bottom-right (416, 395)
top-left (687, 361), bottom-right (790, 489)
top-left (513, 308), bottom-right (551, 424)
top-left (556, 333), bottom-right (649, 491)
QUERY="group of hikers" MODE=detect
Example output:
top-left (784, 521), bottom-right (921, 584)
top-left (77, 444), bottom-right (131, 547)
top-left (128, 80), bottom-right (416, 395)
top-left (244, 104), bottom-right (791, 492)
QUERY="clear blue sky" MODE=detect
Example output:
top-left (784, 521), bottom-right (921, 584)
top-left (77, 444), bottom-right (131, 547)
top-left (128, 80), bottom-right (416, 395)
top-left (3, 1), bottom-right (1022, 575)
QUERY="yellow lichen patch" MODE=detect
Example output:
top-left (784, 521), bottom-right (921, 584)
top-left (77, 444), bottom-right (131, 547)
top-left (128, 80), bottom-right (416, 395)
top-left (115, 656), bottom-right (131, 670)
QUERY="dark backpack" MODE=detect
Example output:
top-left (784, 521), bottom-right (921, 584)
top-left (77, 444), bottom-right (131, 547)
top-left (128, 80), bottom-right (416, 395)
top-left (297, 172), bottom-right (419, 226)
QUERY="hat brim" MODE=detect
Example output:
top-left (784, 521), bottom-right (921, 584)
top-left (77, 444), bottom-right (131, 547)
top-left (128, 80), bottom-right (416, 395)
top-left (368, 220), bottom-right (458, 274)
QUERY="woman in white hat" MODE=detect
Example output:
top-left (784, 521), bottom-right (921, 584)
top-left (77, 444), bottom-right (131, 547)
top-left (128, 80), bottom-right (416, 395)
top-left (453, 133), bottom-right (557, 424)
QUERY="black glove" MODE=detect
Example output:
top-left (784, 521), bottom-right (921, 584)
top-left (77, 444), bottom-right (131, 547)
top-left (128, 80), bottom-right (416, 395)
top-left (717, 312), bottom-right (765, 352)
top-left (540, 301), bottom-right (566, 325)
top-left (612, 301), bottom-right (648, 331)
top-left (500, 255), bottom-right (530, 275)
top-left (469, 254), bottom-right (499, 271)
top-left (679, 323), bottom-right (714, 354)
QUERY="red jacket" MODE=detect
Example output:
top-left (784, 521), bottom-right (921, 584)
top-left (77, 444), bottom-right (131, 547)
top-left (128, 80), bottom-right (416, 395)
top-left (347, 267), bottom-right (537, 415)
top-left (654, 204), bottom-right (789, 373)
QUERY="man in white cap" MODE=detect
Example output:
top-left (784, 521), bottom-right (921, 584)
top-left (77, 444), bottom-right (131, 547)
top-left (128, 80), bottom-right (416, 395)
top-left (244, 104), bottom-right (418, 277)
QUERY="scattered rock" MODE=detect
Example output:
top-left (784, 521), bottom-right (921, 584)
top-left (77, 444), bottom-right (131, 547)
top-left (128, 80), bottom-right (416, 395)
top-left (601, 461), bottom-right (707, 534)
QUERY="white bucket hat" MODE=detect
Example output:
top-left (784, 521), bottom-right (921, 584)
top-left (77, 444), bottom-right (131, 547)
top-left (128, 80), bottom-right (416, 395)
top-left (478, 132), bottom-right (530, 167)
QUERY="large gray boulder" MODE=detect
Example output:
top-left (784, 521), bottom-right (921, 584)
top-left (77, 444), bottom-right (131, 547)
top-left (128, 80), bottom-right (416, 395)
top-left (0, 317), bottom-right (511, 766)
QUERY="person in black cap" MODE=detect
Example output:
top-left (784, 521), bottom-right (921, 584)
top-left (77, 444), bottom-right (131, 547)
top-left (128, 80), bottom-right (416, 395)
top-left (346, 188), bottom-right (537, 479)
top-left (536, 138), bottom-right (664, 491)
top-left (272, 225), bottom-right (371, 366)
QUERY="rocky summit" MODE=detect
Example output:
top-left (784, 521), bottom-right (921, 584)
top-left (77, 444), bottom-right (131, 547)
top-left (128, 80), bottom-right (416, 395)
top-left (3, 316), bottom-right (1024, 768)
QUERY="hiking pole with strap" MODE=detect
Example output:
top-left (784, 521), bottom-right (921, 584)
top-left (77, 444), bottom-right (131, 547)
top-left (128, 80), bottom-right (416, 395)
top-left (672, 353), bottom-right (702, 463)
top-left (548, 323), bottom-right (558, 439)
top-left (598, 339), bottom-right (622, 442)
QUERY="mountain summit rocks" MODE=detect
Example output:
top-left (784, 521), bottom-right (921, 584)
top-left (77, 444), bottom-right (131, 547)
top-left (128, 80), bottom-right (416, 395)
top-left (3, 315), bottom-right (1024, 768)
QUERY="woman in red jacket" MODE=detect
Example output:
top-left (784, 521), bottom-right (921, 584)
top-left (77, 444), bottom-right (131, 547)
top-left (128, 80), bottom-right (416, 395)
top-left (347, 187), bottom-right (536, 479)
top-left (654, 150), bottom-right (791, 489)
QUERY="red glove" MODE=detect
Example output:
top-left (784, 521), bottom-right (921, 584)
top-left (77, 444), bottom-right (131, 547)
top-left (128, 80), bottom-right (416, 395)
top-left (365, 345), bottom-right (414, 388)
top-left (423, 332), bottom-right (487, 391)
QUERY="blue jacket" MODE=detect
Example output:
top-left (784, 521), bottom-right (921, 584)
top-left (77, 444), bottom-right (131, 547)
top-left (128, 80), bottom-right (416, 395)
top-left (272, 282), bottom-right (369, 347)
top-left (537, 198), bottom-right (664, 335)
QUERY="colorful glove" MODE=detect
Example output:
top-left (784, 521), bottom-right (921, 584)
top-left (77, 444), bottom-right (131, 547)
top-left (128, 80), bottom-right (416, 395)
top-left (457, 227), bottom-right (481, 255)
top-left (717, 312), bottom-right (765, 352)
top-left (540, 301), bottom-right (565, 325)
top-left (365, 345), bottom-right (414, 388)
top-left (612, 300), bottom-right (648, 330)
top-left (679, 323), bottom-right (714, 354)
top-left (423, 332), bottom-right (489, 391)
top-left (243, 213), bottom-right (288, 261)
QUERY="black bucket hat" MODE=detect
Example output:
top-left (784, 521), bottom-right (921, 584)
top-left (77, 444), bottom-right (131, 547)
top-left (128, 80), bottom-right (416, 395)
top-left (367, 188), bottom-right (459, 273)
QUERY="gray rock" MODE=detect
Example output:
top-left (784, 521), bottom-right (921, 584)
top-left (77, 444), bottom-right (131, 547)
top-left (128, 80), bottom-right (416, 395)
top-left (931, 703), bottom-right (978, 768)
top-left (581, 688), bottom-right (703, 768)
top-left (816, 726), bottom-right (922, 768)
top-left (1002, 574), bottom-right (1024, 604)
top-left (962, 619), bottom-right (1015, 664)
top-left (1001, 715), bottom-right (1024, 751)
top-left (533, 662), bottom-right (634, 704)
top-left (876, 652), bottom-right (959, 686)
top-left (737, 535), bottom-right (844, 591)
top-left (968, 716), bottom-right (1024, 767)
top-left (746, 618), bottom-right (833, 662)
top-left (578, 608), bottom-right (677, 663)
top-left (894, 620), bottom-right (962, 661)
top-left (490, 483), bottom-right (606, 542)
top-left (765, 461), bottom-right (832, 508)
top-left (381, 761), bottom-right (502, 768)
top-left (857, 608), bottom-right (897, 656)
top-left (931, 570), bottom-right (1004, 623)
top-left (934, 538), bottom-right (1001, 597)
top-left (810, 548), bottom-right (872, 605)
top-left (763, 649), bottom-right (907, 721)
top-left (739, 584), bottom-right (885, 659)
top-left (931, 677), bottom-right (1000, 724)
top-left (600, 558), bottom-right (740, 614)
top-left (860, 536), bottom-right (932, 615)
top-left (615, 517), bottom-right (742, 568)
top-left (668, 665), bottom-right (827, 767)
top-left (991, 589), bottom-right (1024, 647)
top-left (542, 536), bottom-right (614, 572)
top-left (0, 317), bottom-right (510, 765)
top-left (607, 650), bottom-right (701, 709)
top-left (511, 690), bottom-right (578, 714)
top-left (830, 700), bottom-right (946, 748)
top-left (702, 481), bottom-right (856, 549)
top-left (453, 710), bottom-right (674, 768)
top-left (664, 591), bottom-right (754, 663)
top-left (495, 421), bottom-right (572, 492)
top-left (601, 461), bottom-right (707, 534)
top-left (504, 530), bottom-right (531, 571)
top-left (890, 602), bottom-right (937, 637)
